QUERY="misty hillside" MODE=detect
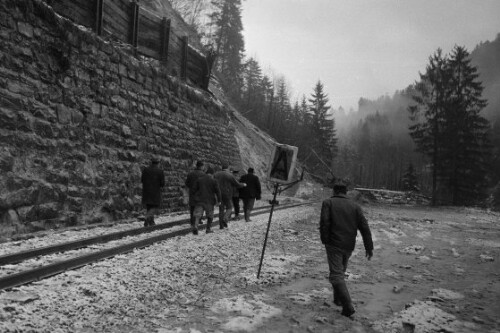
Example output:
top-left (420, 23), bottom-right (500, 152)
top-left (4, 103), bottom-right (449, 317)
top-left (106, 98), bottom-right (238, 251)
top-left (338, 33), bottom-right (500, 131)
top-left (471, 33), bottom-right (500, 122)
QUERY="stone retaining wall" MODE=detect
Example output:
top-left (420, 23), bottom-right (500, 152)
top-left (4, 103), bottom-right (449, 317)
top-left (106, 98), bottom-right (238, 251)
top-left (0, 0), bottom-right (242, 238)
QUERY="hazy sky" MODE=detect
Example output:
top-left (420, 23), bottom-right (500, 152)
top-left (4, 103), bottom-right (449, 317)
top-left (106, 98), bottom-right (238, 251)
top-left (241, 0), bottom-right (500, 111)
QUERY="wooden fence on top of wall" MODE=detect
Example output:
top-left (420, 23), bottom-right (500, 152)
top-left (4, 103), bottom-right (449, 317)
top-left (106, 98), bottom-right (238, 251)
top-left (49, 0), bottom-right (214, 90)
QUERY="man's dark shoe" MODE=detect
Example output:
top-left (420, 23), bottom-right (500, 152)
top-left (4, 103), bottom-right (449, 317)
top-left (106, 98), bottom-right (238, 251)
top-left (341, 306), bottom-right (355, 317)
top-left (334, 282), bottom-right (355, 317)
top-left (192, 229), bottom-right (198, 235)
top-left (206, 229), bottom-right (213, 234)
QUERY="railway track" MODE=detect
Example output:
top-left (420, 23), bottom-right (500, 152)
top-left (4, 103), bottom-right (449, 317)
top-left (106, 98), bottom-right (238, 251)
top-left (0, 200), bottom-right (316, 291)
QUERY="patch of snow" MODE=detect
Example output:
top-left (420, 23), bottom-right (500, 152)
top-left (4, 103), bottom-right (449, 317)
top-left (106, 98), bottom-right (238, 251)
top-left (479, 254), bottom-right (494, 262)
top-left (466, 238), bottom-right (500, 248)
top-left (399, 245), bottom-right (425, 255)
top-left (417, 255), bottom-right (431, 262)
top-left (381, 230), bottom-right (403, 245)
top-left (416, 231), bottom-right (431, 239)
top-left (243, 254), bottom-right (302, 284)
top-left (373, 300), bottom-right (478, 333)
top-left (288, 293), bottom-right (312, 305)
top-left (210, 294), bottom-right (282, 332)
top-left (431, 288), bottom-right (464, 300)
top-left (384, 270), bottom-right (401, 278)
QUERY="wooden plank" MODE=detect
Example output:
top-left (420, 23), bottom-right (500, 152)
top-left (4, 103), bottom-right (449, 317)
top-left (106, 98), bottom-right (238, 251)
top-left (102, 16), bottom-right (128, 42)
top-left (103, 0), bottom-right (130, 24)
top-left (140, 4), bottom-right (162, 22)
top-left (51, 1), bottom-right (93, 28)
top-left (102, 0), bottom-right (130, 42)
top-left (137, 45), bottom-right (159, 59)
top-left (137, 9), bottom-right (160, 56)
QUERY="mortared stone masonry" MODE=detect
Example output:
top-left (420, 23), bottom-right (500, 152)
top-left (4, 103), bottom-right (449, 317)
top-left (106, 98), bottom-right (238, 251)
top-left (0, 0), bottom-right (242, 238)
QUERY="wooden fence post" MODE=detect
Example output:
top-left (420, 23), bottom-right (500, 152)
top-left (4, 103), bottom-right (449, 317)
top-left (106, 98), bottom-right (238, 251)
top-left (130, 0), bottom-right (140, 51)
top-left (160, 18), bottom-right (171, 63)
top-left (180, 36), bottom-right (188, 80)
top-left (95, 0), bottom-right (104, 35)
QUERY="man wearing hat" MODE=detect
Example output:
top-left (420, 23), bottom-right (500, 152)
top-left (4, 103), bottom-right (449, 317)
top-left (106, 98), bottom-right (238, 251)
top-left (239, 167), bottom-right (262, 222)
top-left (191, 167), bottom-right (221, 234)
top-left (214, 162), bottom-right (246, 229)
top-left (141, 157), bottom-right (165, 227)
top-left (185, 161), bottom-right (206, 226)
top-left (319, 179), bottom-right (373, 317)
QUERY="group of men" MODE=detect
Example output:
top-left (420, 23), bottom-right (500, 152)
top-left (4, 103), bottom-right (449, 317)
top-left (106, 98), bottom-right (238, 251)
top-left (141, 158), bottom-right (373, 318)
top-left (185, 161), bottom-right (262, 234)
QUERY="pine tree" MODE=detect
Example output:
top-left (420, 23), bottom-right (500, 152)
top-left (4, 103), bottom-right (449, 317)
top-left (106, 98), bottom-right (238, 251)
top-left (308, 81), bottom-right (337, 175)
top-left (402, 163), bottom-right (419, 191)
top-left (209, 0), bottom-right (245, 100)
top-left (273, 77), bottom-right (292, 142)
top-left (409, 47), bottom-right (492, 205)
top-left (442, 45), bottom-right (491, 205)
top-left (408, 49), bottom-right (450, 205)
top-left (242, 57), bottom-right (264, 124)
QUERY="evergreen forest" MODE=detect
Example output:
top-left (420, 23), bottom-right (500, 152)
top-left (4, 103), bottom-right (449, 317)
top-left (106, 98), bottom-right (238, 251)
top-left (167, 0), bottom-right (500, 209)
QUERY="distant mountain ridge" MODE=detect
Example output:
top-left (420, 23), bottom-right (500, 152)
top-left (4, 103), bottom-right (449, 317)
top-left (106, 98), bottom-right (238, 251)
top-left (338, 33), bottom-right (500, 129)
top-left (471, 33), bottom-right (500, 122)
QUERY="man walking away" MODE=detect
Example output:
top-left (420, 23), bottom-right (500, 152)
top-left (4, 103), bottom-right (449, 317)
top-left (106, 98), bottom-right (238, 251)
top-left (239, 168), bottom-right (262, 222)
top-left (192, 167), bottom-right (221, 234)
top-left (319, 180), bottom-right (373, 317)
top-left (231, 169), bottom-right (241, 220)
top-left (141, 157), bottom-right (165, 227)
top-left (214, 162), bottom-right (246, 229)
top-left (185, 161), bottom-right (205, 226)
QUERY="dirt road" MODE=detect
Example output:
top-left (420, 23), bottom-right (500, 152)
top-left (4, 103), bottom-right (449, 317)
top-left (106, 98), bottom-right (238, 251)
top-left (1, 202), bottom-right (499, 333)
top-left (247, 203), bottom-right (500, 333)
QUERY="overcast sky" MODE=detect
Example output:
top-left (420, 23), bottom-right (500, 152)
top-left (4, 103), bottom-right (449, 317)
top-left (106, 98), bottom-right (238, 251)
top-left (241, 0), bottom-right (500, 111)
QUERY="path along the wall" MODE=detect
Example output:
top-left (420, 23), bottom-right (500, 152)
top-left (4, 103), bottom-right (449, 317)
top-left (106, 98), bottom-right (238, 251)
top-left (0, 0), bottom-right (242, 238)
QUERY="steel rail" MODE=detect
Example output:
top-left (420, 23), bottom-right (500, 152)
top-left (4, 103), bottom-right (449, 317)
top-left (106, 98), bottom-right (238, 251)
top-left (0, 201), bottom-right (316, 291)
top-left (0, 202), bottom-right (305, 266)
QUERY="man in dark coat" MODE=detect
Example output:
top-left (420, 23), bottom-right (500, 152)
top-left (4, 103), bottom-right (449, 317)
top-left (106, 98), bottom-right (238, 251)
top-left (214, 162), bottom-right (246, 229)
top-left (185, 161), bottom-right (205, 226)
top-left (141, 158), bottom-right (165, 227)
top-left (192, 167), bottom-right (221, 234)
top-left (231, 169), bottom-right (241, 220)
top-left (319, 180), bottom-right (373, 317)
top-left (239, 168), bottom-right (262, 222)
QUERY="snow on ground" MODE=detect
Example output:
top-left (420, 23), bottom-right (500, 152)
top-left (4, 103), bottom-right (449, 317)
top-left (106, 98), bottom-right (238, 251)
top-left (1, 201), bottom-right (499, 332)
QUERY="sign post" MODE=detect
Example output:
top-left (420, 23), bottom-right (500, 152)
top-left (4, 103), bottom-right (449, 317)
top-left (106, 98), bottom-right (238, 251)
top-left (257, 144), bottom-right (300, 279)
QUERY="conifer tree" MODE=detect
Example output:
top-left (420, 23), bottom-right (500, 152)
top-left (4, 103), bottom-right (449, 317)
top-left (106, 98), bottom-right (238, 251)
top-left (402, 163), bottom-right (419, 191)
top-left (242, 57), bottom-right (264, 123)
top-left (409, 47), bottom-right (491, 205)
top-left (308, 81), bottom-right (338, 174)
top-left (409, 49), bottom-right (450, 205)
top-left (273, 77), bottom-right (292, 142)
top-left (209, 0), bottom-right (245, 100)
top-left (443, 45), bottom-right (491, 205)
